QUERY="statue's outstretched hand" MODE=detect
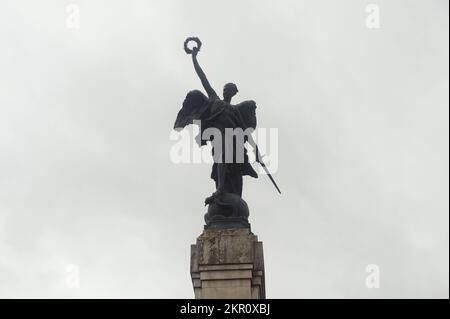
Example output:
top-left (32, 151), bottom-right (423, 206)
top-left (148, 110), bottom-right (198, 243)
top-left (192, 47), bottom-right (199, 57)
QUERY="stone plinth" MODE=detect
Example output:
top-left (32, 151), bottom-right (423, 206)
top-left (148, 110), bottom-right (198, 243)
top-left (190, 228), bottom-right (265, 299)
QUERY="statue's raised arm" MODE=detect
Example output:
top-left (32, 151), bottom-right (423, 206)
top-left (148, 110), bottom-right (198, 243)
top-left (184, 37), bottom-right (218, 99)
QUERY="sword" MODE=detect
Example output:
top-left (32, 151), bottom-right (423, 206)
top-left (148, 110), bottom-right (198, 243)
top-left (255, 145), bottom-right (281, 194)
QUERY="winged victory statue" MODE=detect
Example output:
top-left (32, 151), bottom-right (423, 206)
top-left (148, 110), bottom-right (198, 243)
top-left (173, 37), bottom-right (280, 229)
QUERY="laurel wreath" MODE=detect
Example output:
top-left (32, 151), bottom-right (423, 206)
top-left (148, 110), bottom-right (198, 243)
top-left (184, 37), bottom-right (202, 55)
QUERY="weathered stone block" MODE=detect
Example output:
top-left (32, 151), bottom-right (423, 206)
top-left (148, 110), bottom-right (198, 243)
top-left (190, 228), bottom-right (265, 299)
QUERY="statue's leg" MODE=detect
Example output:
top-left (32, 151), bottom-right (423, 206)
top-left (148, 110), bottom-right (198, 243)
top-left (217, 162), bottom-right (227, 193)
top-left (205, 140), bottom-right (226, 205)
top-left (204, 129), bottom-right (234, 205)
top-left (217, 130), bottom-right (234, 194)
top-left (236, 172), bottom-right (243, 197)
top-left (205, 163), bottom-right (226, 206)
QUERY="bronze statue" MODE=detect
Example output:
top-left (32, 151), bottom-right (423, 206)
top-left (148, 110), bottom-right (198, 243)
top-left (174, 37), bottom-right (280, 229)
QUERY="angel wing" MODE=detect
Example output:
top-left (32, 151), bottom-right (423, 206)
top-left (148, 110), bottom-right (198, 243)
top-left (173, 90), bottom-right (209, 130)
top-left (234, 100), bottom-right (257, 130)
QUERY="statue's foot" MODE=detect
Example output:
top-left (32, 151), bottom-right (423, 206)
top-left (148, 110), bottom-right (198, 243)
top-left (204, 190), bottom-right (223, 206)
top-left (204, 195), bottom-right (214, 206)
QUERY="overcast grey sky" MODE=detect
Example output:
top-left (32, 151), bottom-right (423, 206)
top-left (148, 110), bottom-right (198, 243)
top-left (0, 0), bottom-right (448, 298)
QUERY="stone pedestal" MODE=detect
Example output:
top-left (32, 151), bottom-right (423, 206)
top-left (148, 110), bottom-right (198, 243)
top-left (190, 228), bottom-right (265, 299)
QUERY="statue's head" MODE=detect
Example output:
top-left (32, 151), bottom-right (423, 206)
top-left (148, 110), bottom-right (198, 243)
top-left (223, 83), bottom-right (238, 101)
